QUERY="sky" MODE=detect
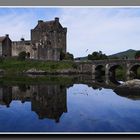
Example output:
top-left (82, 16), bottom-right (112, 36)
top-left (0, 7), bottom-right (140, 58)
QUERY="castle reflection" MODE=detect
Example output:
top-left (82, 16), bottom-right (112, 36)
top-left (0, 75), bottom-right (139, 123)
top-left (0, 84), bottom-right (67, 123)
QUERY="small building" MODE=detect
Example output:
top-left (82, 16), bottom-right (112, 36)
top-left (0, 34), bottom-right (12, 57)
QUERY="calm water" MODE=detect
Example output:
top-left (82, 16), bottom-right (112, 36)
top-left (0, 75), bottom-right (140, 133)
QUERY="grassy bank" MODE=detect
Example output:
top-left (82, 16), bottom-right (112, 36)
top-left (0, 58), bottom-right (77, 75)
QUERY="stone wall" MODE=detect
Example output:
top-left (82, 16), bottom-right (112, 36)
top-left (10, 17), bottom-right (67, 61)
top-left (12, 39), bottom-right (33, 58)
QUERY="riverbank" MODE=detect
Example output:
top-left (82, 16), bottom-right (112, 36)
top-left (0, 57), bottom-right (79, 75)
top-left (0, 58), bottom-right (140, 76)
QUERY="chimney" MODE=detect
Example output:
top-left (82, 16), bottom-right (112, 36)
top-left (6, 34), bottom-right (9, 38)
top-left (64, 27), bottom-right (67, 33)
top-left (38, 20), bottom-right (43, 24)
top-left (55, 17), bottom-right (59, 22)
top-left (21, 38), bottom-right (25, 41)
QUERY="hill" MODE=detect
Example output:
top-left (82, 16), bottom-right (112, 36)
top-left (109, 49), bottom-right (139, 59)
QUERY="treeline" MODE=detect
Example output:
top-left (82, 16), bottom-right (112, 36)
top-left (87, 50), bottom-right (140, 60)
top-left (15, 50), bottom-right (140, 61)
top-left (87, 51), bottom-right (108, 60)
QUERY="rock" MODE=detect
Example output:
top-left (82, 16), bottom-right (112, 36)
top-left (114, 79), bottom-right (140, 100)
top-left (25, 68), bottom-right (80, 75)
top-left (120, 79), bottom-right (140, 88)
top-left (25, 68), bottom-right (46, 74)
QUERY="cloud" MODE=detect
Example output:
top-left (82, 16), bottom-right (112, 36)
top-left (0, 8), bottom-right (140, 57)
top-left (59, 8), bottom-right (140, 57)
top-left (0, 8), bottom-right (35, 41)
top-left (0, 8), bottom-right (62, 41)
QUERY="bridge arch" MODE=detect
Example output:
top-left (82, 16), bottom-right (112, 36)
top-left (108, 64), bottom-right (124, 77)
top-left (95, 65), bottom-right (105, 75)
top-left (129, 64), bottom-right (140, 78)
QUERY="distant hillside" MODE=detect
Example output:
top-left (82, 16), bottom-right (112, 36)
top-left (109, 49), bottom-right (139, 59)
top-left (74, 56), bottom-right (88, 61)
top-left (75, 49), bottom-right (139, 61)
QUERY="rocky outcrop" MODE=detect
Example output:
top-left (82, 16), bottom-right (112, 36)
top-left (24, 68), bottom-right (46, 75)
top-left (24, 68), bottom-right (80, 75)
top-left (114, 79), bottom-right (140, 100)
top-left (119, 79), bottom-right (140, 88)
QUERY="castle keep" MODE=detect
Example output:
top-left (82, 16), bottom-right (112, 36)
top-left (31, 17), bottom-right (67, 60)
top-left (1, 17), bottom-right (67, 61)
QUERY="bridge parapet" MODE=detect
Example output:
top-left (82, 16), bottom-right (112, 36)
top-left (92, 59), bottom-right (140, 64)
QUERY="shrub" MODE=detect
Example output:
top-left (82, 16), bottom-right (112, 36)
top-left (88, 51), bottom-right (108, 60)
top-left (18, 51), bottom-right (27, 61)
top-left (65, 52), bottom-right (74, 60)
top-left (60, 51), bottom-right (74, 60)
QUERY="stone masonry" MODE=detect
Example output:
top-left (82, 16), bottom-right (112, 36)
top-left (12, 17), bottom-right (67, 61)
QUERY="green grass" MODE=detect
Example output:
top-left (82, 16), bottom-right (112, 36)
top-left (0, 57), bottom-right (77, 75)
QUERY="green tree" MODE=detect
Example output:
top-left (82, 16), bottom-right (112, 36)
top-left (60, 51), bottom-right (74, 60)
top-left (18, 51), bottom-right (27, 61)
top-left (64, 52), bottom-right (74, 60)
top-left (88, 51), bottom-right (108, 60)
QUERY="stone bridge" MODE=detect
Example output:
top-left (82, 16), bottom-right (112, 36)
top-left (76, 59), bottom-right (140, 77)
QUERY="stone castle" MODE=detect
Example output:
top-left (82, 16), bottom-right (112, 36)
top-left (0, 17), bottom-right (67, 61)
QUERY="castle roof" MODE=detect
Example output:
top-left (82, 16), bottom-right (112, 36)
top-left (33, 17), bottom-right (64, 31)
top-left (0, 36), bottom-right (6, 42)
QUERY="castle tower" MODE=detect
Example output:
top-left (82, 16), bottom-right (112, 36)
top-left (31, 17), bottom-right (67, 61)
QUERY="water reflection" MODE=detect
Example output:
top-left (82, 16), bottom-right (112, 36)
top-left (114, 87), bottom-right (140, 100)
top-left (0, 74), bottom-right (139, 127)
top-left (0, 84), bottom-right (67, 123)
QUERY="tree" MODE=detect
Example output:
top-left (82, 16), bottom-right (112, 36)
top-left (88, 51), bottom-right (108, 60)
top-left (60, 51), bottom-right (74, 60)
top-left (135, 51), bottom-right (140, 59)
top-left (18, 51), bottom-right (27, 61)
top-left (64, 52), bottom-right (74, 60)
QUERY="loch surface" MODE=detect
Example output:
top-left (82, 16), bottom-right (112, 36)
top-left (0, 75), bottom-right (140, 132)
